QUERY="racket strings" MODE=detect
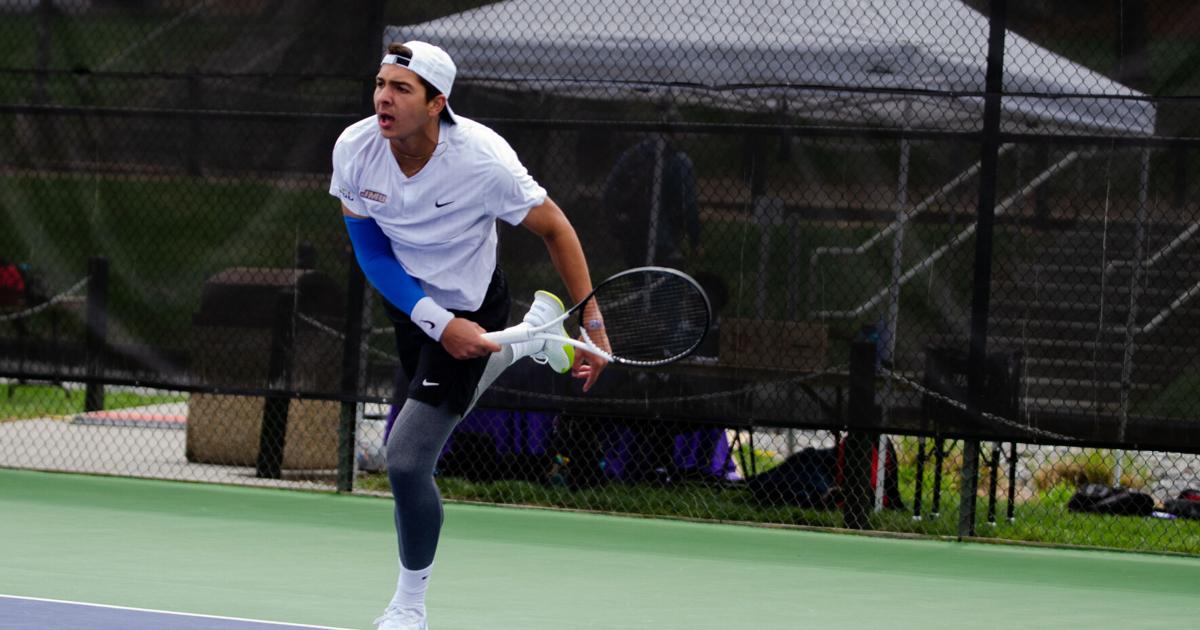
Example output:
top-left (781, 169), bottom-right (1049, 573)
top-left (584, 270), bottom-right (710, 364)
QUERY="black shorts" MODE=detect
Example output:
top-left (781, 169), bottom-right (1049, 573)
top-left (385, 266), bottom-right (511, 415)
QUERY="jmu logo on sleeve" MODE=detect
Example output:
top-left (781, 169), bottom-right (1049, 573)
top-left (361, 189), bottom-right (388, 203)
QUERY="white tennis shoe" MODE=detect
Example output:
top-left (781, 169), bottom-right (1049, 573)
top-left (374, 605), bottom-right (427, 630)
top-left (524, 290), bottom-right (574, 374)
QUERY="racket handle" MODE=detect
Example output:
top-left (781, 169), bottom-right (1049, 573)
top-left (481, 323), bottom-right (534, 345)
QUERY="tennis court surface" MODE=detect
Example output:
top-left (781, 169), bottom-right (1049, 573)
top-left (2, 468), bottom-right (1197, 630)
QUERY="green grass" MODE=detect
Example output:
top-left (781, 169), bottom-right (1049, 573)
top-left (0, 384), bottom-right (184, 422)
top-left (359, 473), bottom-right (854, 527)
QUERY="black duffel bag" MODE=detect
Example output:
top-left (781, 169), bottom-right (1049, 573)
top-left (1067, 483), bottom-right (1154, 516)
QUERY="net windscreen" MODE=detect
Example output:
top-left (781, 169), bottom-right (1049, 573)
top-left (3, 0), bottom-right (1200, 553)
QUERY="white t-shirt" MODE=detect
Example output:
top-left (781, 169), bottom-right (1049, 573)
top-left (330, 115), bottom-right (547, 311)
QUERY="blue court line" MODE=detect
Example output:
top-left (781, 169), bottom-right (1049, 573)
top-left (0, 595), bottom-right (357, 630)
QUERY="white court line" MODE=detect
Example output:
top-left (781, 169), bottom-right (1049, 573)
top-left (0, 594), bottom-right (357, 630)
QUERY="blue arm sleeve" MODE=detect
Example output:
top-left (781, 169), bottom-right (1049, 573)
top-left (343, 216), bottom-right (426, 314)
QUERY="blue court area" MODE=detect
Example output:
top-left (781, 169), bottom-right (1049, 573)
top-left (0, 595), bottom-right (353, 630)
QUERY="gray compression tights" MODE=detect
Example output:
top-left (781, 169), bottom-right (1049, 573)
top-left (384, 347), bottom-right (514, 570)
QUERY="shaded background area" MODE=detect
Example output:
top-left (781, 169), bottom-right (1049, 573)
top-left (3, 0), bottom-right (1200, 553)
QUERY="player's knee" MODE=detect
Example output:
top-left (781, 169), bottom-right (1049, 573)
top-left (385, 452), bottom-right (427, 486)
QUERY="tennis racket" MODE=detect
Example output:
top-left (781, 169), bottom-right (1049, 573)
top-left (483, 266), bottom-right (711, 367)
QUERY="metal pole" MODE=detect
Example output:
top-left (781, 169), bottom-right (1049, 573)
top-left (987, 441), bottom-right (1000, 526)
top-left (932, 439), bottom-right (946, 517)
top-left (877, 134), bottom-right (911, 511)
top-left (843, 339), bottom-right (879, 530)
top-left (960, 0), bottom-right (1009, 540)
top-left (337, 264), bottom-right (367, 492)
top-left (1115, 147), bottom-right (1151, 486)
top-left (84, 257), bottom-right (109, 413)
top-left (1006, 442), bottom-right (1018, 522)
top-left (256, 291), bottom-right (296, 480)
top-left (334, 0), bottom-right (386, 490)
top-left (913, 437), bottom-right (926, 520)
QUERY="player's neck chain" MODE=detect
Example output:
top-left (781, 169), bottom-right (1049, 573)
top-left (391, 145), bottom-right (435, 162)
top-left (391, 144), bottom-right (437, 177)
top-left (391, 141), bottom-right (446, 177)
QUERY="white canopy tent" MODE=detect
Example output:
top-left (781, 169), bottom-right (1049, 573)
top-left (387, 0), bottom-right (1156, 135)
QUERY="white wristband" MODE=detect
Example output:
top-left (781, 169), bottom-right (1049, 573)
top-left (411, 297), bottom-right (454, 341)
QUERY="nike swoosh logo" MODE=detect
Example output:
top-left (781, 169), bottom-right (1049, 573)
top-left (434, 199), bottom-right (454, 208)
top-left (419, 320), bottom-right (435, 330)
top-left (422, 379), bottom-right (440, 387)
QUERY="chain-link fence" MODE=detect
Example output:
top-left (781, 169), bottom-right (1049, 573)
top-left (2, 0), bottom-right (1200, 554)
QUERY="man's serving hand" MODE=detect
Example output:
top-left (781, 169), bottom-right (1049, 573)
top-left (441, 317), bottom-right (501, 359)
top-left (571, 329), bottom-right (610, 392)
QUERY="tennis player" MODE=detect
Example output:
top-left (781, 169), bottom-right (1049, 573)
top-left (330, 41), bottom-right (608, 630)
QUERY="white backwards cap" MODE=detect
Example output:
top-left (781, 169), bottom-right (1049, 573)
top-left (381, 40), bottom-right (457, 123)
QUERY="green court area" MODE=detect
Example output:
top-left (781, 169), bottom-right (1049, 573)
top-left (0, 468), bottom-right (1196, 630)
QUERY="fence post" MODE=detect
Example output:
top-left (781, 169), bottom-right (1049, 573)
top-left (84, 256), bottom-right (109, 413)
top-left (958, 440), bottom-right (980, 537)
top-left (961, 0), bottom-right (1009, 540)
top-left (843, 338), bottom-right (879, 530)
top-left (337, 264), bottom-right (367, 492)
top-left (1114, 0), bottom-right (1148, 89)
top-left (256, 290), bottom-right (296, 479)
top-left (986, 441), bottom-right (1001, 525)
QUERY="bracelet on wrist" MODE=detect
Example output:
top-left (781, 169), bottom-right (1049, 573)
top-left (585, 319), bottom-right (605, 331)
